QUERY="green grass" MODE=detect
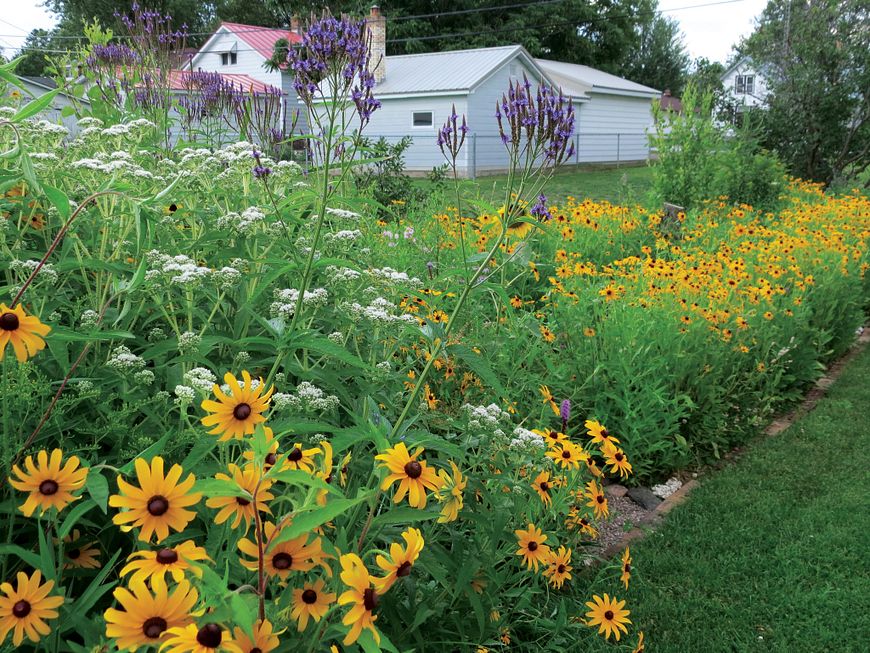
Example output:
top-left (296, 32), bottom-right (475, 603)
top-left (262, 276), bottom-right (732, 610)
top-left (621, 344), bottom-right (870, 652)
top-left (416, 164), bottom-right (657, 205)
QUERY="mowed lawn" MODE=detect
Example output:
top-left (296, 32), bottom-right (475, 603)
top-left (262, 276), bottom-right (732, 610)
top-left (623, 344), bottom-right (870, 652)
top-left (416, 163), bottom-right (656, 205)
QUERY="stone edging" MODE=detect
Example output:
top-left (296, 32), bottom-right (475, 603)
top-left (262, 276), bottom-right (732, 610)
top-left (599, 328), bottom-right (869, 560)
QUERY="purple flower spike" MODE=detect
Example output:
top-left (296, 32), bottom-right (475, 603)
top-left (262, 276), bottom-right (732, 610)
top-left (560, 399), bottom-right (571, 431)
top-left (437, 103), bottom-right (469, 165)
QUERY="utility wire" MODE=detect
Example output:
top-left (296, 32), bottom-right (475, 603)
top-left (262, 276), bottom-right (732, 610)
top-left (3, 0), bottom-right (747, 55)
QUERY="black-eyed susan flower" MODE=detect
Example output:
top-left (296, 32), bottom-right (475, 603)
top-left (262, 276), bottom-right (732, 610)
top-left (0, 303), bottom-right (51, 363)
top-left (534, 428), bottom-right (567, 447)
top-left (104, 576), bottom-right (197, 651)
top-left (283, 443), bottom-right (322, 474)
top-left (337, 553), bottom-right (381, 646)
top-left (63, 529), bottom-right (101, 569)
top-left (290, 579), bottom-right (336, 632)
top-left (620, 548), bottom-right (632, 589)
top-left (514, 523), bottom-right (551, 571)
top-left (531, 470), bottom-right (554, 506)
top-left (238, 522), bottom-right (328, 580)
top-left (584, 480), bottom-right (609, 520)
top-left (200, 371), bottom-right (273, 441)
top-left (567, 509), bottom-right (598, 538)
top-left (0, 570), bottom-right (64, 646)
top-left (584, 419), bottom-right (620, 446)
top-left (584, 593), bottom-right (631, 641)
top-left (159, 622), bottom-right (241, 653)
top-left (538, 385), bottom-right (560, 416)
top-left (631, 631), bottom-right (645, 653)
top-left (434, 460), bottom-right (466, 523)
top-left (109, 457), bottom-right (201, 544)
top-left (545, 440), bottom-right (587, 470)
top-left (601, 441), bottom-right (633, 479)
top-left (233, 619), bottom-right (281, 652)
top-left (542, 546), bottom-right (572, 589)
top-left (9, 449), bottom-right (88, 517)
top-left (374, 527), bottom-right (424, 593)
top-left (241, 427), bottom-right (278, 469)
top-left (375, 442), bottom-right (442, 509)
top-left (120, 541), bottom-right (210, 584)
top-left (423, 384), bottom-right (439, 410)
top-left (205, 464), bottom-right (273, 530)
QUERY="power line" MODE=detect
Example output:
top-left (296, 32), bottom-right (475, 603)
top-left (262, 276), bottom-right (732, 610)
top-left (5, 0), bottom-right (748, 55)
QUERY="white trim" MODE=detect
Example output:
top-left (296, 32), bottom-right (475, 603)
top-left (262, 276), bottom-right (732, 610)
top-left (410, 110), bottom-right (434, 129)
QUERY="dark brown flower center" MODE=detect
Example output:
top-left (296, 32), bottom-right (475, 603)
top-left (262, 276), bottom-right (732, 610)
top-left (147, 495), bottom-right (170, 516)
top-left (264, 452), bottom-right (277, 466)
top-left (596, 495), bottom-right (605, 504)
top-left (251, 649), bottom-right (262, 653)
top-left (236, 496), bottom-right (251, 506)
top-left (396, 561), bottom-right (412, 577)
top-left (156, 548), bottom-right (178, 564)
top-left (604, 610), bottom-right (614, 621)
top-left (196, 623), bottom-right (222, 648)
top-left (561, 450), bottom-right (571, 459)
top-left (142, 616), bottom-right (167, 639)
top-left (168, 203), bottom-right (178, 213)
top-left (0, 312), bottom-right (19, 331)
top-left (39, 479), bottom-right (59, 496)
top-left (233, 403), bottom-right (252, 420)
top-left (615, 453), bottom-right (624, 462)
top-left (527, 541), bottom-right (538, 552)
top-left (624, 564), bottom-right (631, 572)
top-left (67, 548), bottom-right (81, 559)
top-left (539, 482), bottom-right (550, 492)
top-left (363, 588), bottom-right (379, 611)
top-left (557, 564), bottom-right (566, 573)
top-left (301, 589), bottom-right (318, 604)
top-left (272, 552), bottom-right (293, 570)
top-left (288, 448), bottom-right (303, 462)
top-left (12, 600), bottom-right (31, 618)
top-left (404, 461), bottom-right (423, 479)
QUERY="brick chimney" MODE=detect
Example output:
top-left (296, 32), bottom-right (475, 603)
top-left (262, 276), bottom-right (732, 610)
top-left (290, 15), bottom-right (301, 34)
top-left (366, 5), bottom-right (386, 84)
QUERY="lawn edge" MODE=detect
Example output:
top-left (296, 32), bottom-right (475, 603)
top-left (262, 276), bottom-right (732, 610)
top-left (599, 326), bottom-right (870, 560)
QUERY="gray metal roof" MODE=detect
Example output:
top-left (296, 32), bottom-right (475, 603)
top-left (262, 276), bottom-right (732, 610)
top-left (535, 59), bottom-right (660, 97)
top-left (377, 45), bottom-right (527, 96)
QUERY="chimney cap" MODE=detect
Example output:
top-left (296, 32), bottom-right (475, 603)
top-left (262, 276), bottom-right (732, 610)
top-left (663, 89), bottom-right (672, 96)
top-left (370, 5), bottom-right (381, 16)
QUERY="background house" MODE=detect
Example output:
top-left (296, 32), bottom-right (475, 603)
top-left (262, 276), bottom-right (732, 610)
top-left (721, 56), bottom-right (769, 110)
top-left (16, 75), bottom-right (90, 135)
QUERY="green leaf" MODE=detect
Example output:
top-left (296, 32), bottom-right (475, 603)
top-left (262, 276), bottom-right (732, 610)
top-left (195, 478), bottom-right (249, 499)
top-left (61, 549), bottom-right (122, 631)
top-left (118, 432), bottom-right (173, 474)
top-left (266, 468), bottom-right (343, 496)
top-left (270, 494), bottom-right (370, 547)
top-left (181, 436), bottom-right (217, 470)
top-left (57, 499), bottom-right (98, 538)
top-left (42, 184), bottom-right (70, 221)
top-left (371, 506), bottom-right (439, 528)
top-left (12, 88), bottom-right (61, 122)
top-left (293, 333), bottom-right (373, 370)
top-left (86, 471), bottom-right (110, 513)
top-left (230, 593), bottom-right (257, 640)
top-left (49, 326), bottom-right (137, 343)
top-left (448, 343), bottom-right (505, 396)
top-left (0, 544), bottom-right (43, 570)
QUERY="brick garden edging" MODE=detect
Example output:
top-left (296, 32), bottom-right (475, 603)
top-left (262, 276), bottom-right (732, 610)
top-left (599, 328), bottom-right (869, 560)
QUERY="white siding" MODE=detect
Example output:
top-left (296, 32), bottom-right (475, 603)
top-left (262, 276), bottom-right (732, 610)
top-left (191, 31), bottom-right (282, 90)
top-left (19, 80), bottom-right (86, 136)
top-left (722, 62), bottom-right (769, 108)
top-left (575, 93), bottom-right (653, 162)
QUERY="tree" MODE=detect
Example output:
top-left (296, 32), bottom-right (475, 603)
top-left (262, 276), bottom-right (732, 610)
top-left (618, 12), bottom-right (689, 92)
top-left (13, 30), bottom-right (55, 77)
top-left (743, 0), bottom-right (870, 185)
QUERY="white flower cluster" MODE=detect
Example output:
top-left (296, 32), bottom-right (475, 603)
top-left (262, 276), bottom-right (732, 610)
top-left (463, 403), bottom-right (512, 438)
top-left (145, 250), bottom-right (212, 287)
top-left (327, 331), bottom-right (343, 344)
top-left (214, 266), bottom-right (242, 290)
top-left (325, 207), bottom-right (361, 221)
top-left (71, 151), bottom-right (156, 180)
top-left (273, 381), bottom-right (339, 413)
top-left (174, 385), bottom-right (197, 405)
top-left (510, 427), bottom-right (547, 450)
top-left (325, 266), bottom-right (361, 283)
top-left (26, 120), bottom-right (69, 137)
top-left (178, 331), bottom-right (202, 353)
top-left (270, 287), bottom-right (329, 319)
top-left (80, 310), bottom-right (100, 329)
top-left (324, 229), bottom-right (362, 244)
top-left (134, 369), bottom-right (155, 386)
top-left (368, 267), bottom-right (422, 287)
top-left (183, 367), bottom-right (217, 393)
top-left (106, 345), bottom-right (146, 373)
top-left (99, 119), bottom-right (156, 138)
top-left (345, 297), bottom-right (417, 326)
top-left (10, 259), bottom-right (58, 285)
top-left (216, 207), bottom-right (266, 235)
top-left (77, 117), bottom-right (104, 129)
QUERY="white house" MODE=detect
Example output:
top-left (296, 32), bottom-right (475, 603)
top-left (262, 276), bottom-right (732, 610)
top-left (16, 76), bottom-right (91, 135)
top-left (721, 56), bottom-right (770, 109)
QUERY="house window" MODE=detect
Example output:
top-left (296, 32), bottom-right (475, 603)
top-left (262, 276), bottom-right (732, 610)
top-left (221, 52), bottom-right (237, 66)
top-left (412, 111), bottom-right (433, 128)
top-left (735, 74), bottom-right (754, 94)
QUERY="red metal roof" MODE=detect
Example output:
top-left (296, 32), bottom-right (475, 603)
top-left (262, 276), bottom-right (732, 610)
top-left (166, 70), bottom-right (283, 95)
top-left (218, 22), bottom-right (302, 60)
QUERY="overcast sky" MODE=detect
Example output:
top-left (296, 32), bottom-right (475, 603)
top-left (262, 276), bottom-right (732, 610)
top-left (2, 0), bottom-right (767, 64)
